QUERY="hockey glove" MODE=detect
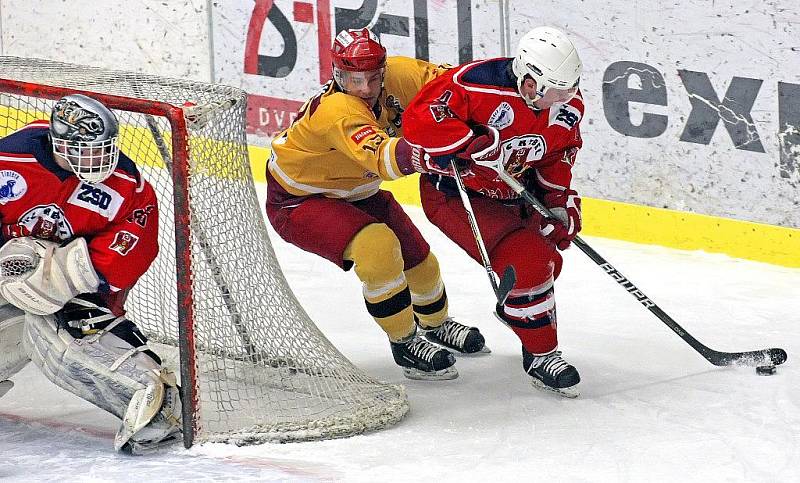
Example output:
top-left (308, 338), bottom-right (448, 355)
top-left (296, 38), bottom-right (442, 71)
top-left (540, 189), bottom-right (582, 250)
top-left (0, 237), bottom-right (100, 315)
top-left (456, 125), bottom-right (503, 173)
top-left (396, 138), bottom-right (463, 176)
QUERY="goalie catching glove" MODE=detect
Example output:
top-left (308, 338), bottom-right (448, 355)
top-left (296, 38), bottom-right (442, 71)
top-left (540, 189), bottom-right (582, 250)
top-left (0, 237), bottom-right (100, 315)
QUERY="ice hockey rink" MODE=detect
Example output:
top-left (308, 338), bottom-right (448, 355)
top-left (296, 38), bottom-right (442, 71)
top-left (0, 185), bottom-right (797, 482)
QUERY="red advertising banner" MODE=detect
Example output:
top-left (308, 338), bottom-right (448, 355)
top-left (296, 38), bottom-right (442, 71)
top-left (246, 93), bottom-right (303, 137)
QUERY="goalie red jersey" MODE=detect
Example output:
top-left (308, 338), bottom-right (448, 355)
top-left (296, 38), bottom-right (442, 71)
top-left (403, 57), bottom-right (584, 199)
top-left (0, 121), bottom-right (159, 292)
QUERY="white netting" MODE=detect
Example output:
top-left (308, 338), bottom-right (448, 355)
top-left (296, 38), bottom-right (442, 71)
top-left (0, 56), bottom-right (408, 445)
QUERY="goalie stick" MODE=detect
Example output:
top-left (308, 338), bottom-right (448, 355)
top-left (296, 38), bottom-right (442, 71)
top-left (495, 170), bottom-right (787, 368)
top-left (451, 161), bottom-right (516, 305)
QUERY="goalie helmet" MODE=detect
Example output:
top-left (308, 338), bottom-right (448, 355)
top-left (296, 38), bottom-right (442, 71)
top-left (331, 28), bottom-right (387, 98)
top-left (512, 27), bottom-right (582, 109)
top-left (50, 94), bottom-right (120, 184)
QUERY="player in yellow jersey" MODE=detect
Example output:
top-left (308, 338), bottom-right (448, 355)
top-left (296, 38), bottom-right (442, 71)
top-left (266, 28), bottom-right (487, 380)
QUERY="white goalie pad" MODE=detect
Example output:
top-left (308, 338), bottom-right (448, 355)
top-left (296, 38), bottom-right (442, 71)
top-left (22, 311), bottom-right (182, 453)
top-left (0, 302), bottom-right (29, 385)
top-left (0, 237), bottom-right (100, 315)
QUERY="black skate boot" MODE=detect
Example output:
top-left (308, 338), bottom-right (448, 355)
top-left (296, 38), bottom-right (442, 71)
top-left (422, 318), bottom-right (489, 354)
top-left (391, 332), bottom-right (458, 381)
top-left (522, 347), bottom-right (581, 398)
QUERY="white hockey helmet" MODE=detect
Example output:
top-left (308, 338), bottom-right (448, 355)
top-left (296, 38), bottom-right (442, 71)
top-left (50, 94), bottom-right (120, 184)
top-left (512, 27), bottom-right (582, 109)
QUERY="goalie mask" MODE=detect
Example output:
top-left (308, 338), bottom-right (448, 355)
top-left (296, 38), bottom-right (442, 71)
top-left (50, 94), bottom-right (120, 184)
top-left (512, 27), bottom-right (582, 110)
top-left (331, 28), bottom-right (387, 103)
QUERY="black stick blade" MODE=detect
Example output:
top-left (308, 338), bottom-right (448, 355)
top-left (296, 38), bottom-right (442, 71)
top-left (708, 347), bottom-right (788, 367)
top-left (495, 266), bottom-right (516, 305)
top-left (769, 348), bottom-right (788, 365)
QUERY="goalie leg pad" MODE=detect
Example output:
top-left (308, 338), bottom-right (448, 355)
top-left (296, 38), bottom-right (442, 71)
top-left (22, 301), bottom-right (181, 452)
top-left (0, 303), bottom-right (29, 384)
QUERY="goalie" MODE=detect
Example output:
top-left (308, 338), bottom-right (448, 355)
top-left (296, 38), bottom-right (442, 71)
top-left (0, 94), bottom-right (181, 454)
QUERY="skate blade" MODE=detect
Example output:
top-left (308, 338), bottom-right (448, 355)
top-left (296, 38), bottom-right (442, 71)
top-left (456, 345), bottom-right (492, 356)
top-left (0, 380), bottom-right (13, 398)
top-left (530, 378), bottom-right (580, 398)
top-left (402, 366), bottom-right (459, 381)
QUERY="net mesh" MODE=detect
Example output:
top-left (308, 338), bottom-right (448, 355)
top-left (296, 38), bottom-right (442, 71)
top-left (0, 56), bottom-right (408, 444)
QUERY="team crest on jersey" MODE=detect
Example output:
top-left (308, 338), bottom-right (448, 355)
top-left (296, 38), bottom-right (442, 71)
top-left (501, 135), bottom-right (547, 176)
top-left (488, 102), bottom-right (514, 130)
top-left (549, 103), bottom-right (582, 130)
top-left (0, 170), bottom-right (27, 204)
top-left (16, 204), bottom-right (74, 241)
top-left (385, 95), bottom-right (404, 130)
top-left (429, 90), bottom-right (454, 123)
top-left (109, 230), bottom-right (139, 256)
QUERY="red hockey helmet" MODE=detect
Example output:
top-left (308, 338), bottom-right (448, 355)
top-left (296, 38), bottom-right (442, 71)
top-left (331, 28), bottom-right (386, 72)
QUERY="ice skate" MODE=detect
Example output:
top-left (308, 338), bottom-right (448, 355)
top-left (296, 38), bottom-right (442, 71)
top-left (423, 317), bottom-right (490, 354)
top-left (391, 332), bottom-right (458, 381)
top-left (522, 348), bottom-right (580, 398)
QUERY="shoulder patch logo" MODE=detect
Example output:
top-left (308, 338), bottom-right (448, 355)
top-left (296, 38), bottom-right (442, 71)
top-left (351, 126), bottom-right (378, 144)
top-left (0, 170), bottom-right (27, 204)
top-left (488, 102), bottom-right (514, 130)
top-left (429, 90), bottom-right (454, 123)
top-left (109, 230), bottom-right (140, 256)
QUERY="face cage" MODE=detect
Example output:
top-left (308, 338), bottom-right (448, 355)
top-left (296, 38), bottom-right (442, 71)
top-left (52, 136), bottom-right (120, 184)
top-left (333, 67), bottom-right (385, 96)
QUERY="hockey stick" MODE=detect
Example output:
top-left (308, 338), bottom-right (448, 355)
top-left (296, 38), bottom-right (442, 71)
top-left (495, 169), bottom-right (787, 368)
top-left (451, 161), bottom-right (516, 305)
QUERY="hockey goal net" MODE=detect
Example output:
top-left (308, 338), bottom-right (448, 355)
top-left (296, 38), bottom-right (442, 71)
top-left (0, 57), bottom-right (409, 447)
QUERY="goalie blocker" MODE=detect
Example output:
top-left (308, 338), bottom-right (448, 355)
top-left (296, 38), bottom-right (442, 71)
top-left (0, 237), bottom-right (181, 454)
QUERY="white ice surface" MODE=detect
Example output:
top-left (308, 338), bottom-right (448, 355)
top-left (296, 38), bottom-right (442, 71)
top-left (1, 186), bottom-right (797, 482)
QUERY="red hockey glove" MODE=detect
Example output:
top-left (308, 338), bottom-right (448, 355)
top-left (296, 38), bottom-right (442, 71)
top-left (540, 189), bottom-right (582, 250)
top-left (456, 125), bottom-right (503, 173)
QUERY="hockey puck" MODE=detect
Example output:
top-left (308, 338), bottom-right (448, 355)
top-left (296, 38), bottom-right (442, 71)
top-left (756, 365), bottom-right (776, 376)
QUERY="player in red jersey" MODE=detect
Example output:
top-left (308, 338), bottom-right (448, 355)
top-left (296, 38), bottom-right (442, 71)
top-left (0, 94), bottom-right (181, 453)
top-left (402, 27), bottom-right (585, 397)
